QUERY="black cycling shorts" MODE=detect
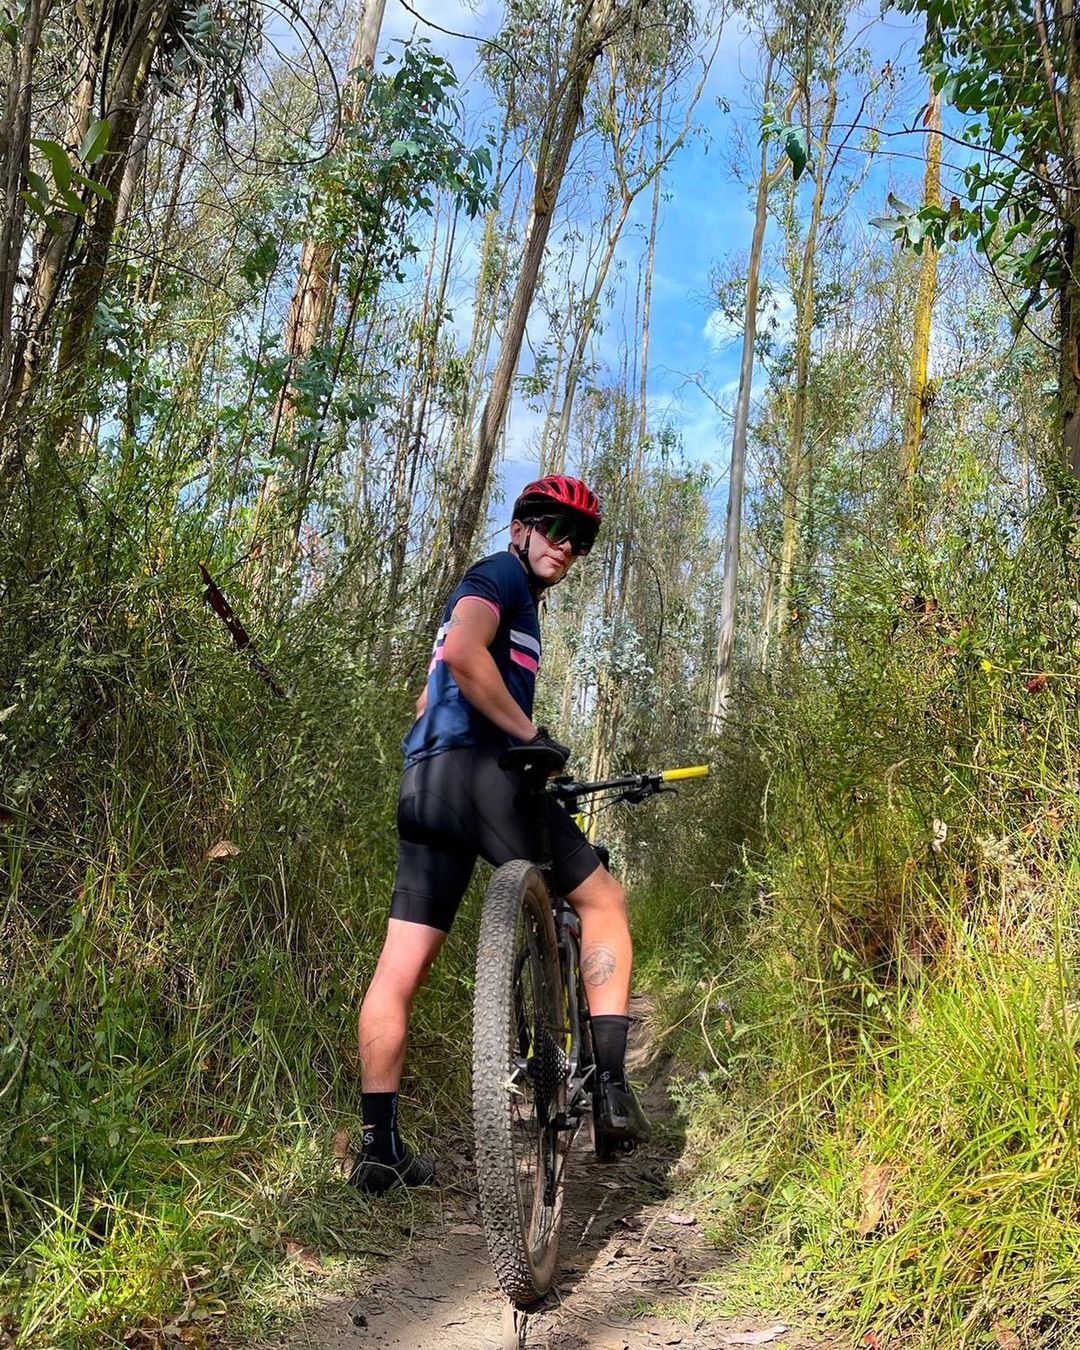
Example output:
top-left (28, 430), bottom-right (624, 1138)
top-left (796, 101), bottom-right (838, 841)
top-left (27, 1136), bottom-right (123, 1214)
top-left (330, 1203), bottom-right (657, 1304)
top-left (389, 745), bottom-right (602, 931)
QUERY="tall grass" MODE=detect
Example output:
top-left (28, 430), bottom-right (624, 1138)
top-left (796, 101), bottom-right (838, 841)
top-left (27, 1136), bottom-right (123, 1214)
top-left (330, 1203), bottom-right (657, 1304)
top-left (0, 499), bottom-right (481, 1345)
top-left (645, 475), bottom-right (1080, 1347)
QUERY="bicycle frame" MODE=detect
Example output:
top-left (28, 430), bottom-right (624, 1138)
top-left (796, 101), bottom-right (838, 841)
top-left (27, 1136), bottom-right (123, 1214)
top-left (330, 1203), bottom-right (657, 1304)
top-left (509, 759), bottom-right (710, 1140)
top-left (474, 753), bottom-right (709, 1306)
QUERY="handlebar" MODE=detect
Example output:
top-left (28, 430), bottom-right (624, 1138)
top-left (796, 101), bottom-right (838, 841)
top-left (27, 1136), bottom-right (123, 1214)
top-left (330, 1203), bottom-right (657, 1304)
top-left (548, 764), bottom-right (709, 809)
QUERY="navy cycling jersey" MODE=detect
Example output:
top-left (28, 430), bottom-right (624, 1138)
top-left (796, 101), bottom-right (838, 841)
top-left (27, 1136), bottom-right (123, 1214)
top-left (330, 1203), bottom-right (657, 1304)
top-left (403, 551), bottom-right (541, 767)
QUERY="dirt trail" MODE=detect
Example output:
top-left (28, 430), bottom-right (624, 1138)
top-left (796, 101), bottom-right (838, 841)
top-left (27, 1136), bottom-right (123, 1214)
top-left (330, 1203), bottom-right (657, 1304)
top-left (262, 1001), bottom-right (838, 1350)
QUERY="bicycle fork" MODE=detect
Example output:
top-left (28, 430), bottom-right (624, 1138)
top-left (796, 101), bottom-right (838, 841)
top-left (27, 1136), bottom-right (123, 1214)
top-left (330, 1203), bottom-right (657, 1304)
top-left (552, 899), bottom-right (593, 1133)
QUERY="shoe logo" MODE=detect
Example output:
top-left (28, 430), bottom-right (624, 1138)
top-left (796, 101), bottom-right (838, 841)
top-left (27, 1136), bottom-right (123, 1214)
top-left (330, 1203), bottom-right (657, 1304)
top-left (362, 1130), bottom-right (375, 1149)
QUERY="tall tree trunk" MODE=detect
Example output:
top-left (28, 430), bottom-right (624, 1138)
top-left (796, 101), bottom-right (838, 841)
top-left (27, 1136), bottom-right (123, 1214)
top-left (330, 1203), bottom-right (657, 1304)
top-left (711, 57), bottom-right (784, 730)
top-left (547, 194), bottom-right (632, 470)
top-left (383, 202), bottom-right (457, 653)
top-left (115, 92), bottom-right (155, 230)
top-left (897, 77), bottom-right (941, 521)
top-left (440, 1), bottom-right (624, 594)
top-left (145, 84), bottom-right (201, 310)
top-left (775, 67), bottom-right (838, 659)
top-left (266, 0), bottom-right (386, 461)
top-left (55, 0), bottom-right (177, 410)
top-left (0, 0), bottom-right (57, 421)
top-left (637, 113), bottom-right (663, 450)
top-left (0, 0), bottom-right (54, 364)
top-left (1061, 0), bottom-right (1080, 477)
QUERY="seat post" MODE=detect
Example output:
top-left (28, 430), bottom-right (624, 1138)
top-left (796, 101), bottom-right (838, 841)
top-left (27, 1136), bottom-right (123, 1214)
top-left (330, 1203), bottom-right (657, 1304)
top-left (498, 742), bottom-right (566, 875)
top-left (515, 761), bottom-right (554, 872)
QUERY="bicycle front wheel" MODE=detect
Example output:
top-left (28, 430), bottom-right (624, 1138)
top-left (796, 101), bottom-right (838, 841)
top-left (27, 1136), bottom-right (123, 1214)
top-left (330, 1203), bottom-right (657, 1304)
top-left (473, 860), bottom-right (568, 1305)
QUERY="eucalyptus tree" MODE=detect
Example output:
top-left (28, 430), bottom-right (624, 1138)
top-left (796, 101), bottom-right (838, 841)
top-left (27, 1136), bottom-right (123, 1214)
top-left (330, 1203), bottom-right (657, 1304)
top-left (896, 67), bottom-right (942, 523)
top-left (267, 0), bottom-right (387, 462)
top-left (0, 0), bottom-right (256, 472)
top-left (543, 0), bottom-right (723, 473)
top-left (894, 0), bottom-right (1080, 478)
top-left (710, 24), bottom-right (803, 729)
top-left (442, 0), bottom-right (695, 594)
top-left (766, 3), bottom-right (893, 658)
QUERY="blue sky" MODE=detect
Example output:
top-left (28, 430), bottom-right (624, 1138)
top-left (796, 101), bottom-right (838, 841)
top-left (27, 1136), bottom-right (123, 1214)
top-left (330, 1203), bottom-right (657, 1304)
top-left (374, 0), bottom-right (936, 521)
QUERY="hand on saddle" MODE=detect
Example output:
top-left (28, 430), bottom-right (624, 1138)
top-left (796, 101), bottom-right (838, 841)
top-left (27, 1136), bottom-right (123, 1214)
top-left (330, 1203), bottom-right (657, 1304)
top-left (528, 726), bottom-right (570, 768)
top-left (498, 726), bottom-right (570, 775)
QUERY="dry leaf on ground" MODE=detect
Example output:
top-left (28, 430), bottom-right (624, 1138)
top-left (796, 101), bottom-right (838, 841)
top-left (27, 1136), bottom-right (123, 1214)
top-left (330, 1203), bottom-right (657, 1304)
top-left (857, 1162), bottom-right (892, 1236)
top-left (284, 1240), bottom-right (324, 1273)
top-left (331, 1128), bottom-right (351, 1172)
top-left (663, 1212), bottom-right (697, 1225)
top-left (205, 840), bottom-right (240, 860)
top-left (723, 1327), bottom-right (789, 1347)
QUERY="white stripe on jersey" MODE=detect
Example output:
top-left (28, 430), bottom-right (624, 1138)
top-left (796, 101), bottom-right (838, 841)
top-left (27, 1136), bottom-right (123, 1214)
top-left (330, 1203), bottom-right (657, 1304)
top-left (509, 629), bottom-right (541, 656)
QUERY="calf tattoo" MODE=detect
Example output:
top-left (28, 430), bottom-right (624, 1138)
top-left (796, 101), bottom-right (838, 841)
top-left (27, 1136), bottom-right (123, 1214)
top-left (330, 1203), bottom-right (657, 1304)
top-left (582, 944), bottom-right (616, 987)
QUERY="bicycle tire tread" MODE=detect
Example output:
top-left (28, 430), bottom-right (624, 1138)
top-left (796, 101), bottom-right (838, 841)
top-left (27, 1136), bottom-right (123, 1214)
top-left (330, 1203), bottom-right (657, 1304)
top-left (473, 860), bottom-right (563, 1306)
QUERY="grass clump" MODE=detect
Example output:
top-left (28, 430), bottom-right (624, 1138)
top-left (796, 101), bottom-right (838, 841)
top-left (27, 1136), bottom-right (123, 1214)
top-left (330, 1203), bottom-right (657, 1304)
top-left (0, 512), bottom-right (479, 1345)
top-left (641, 478), bottom-right (1080, 1347)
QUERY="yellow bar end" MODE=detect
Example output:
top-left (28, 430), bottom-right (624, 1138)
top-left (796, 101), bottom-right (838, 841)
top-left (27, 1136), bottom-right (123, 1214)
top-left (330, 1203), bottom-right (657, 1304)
top-left (661, 765), bottom-right (710, 782)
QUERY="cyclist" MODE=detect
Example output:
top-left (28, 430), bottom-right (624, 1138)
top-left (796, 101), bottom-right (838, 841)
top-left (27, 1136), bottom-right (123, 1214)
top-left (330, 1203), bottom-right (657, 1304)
top-left (350, 474), bottom-right (651, 1193)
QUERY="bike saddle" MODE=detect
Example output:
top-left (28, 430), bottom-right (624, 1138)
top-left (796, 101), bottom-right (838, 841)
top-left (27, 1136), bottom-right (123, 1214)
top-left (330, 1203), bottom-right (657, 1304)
top-left (499, 742), bottom-right (566, 776)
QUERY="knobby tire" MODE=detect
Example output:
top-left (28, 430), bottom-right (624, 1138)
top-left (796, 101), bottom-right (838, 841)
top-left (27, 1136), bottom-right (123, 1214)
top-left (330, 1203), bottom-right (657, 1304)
top-left (473, 860), bottom-right (567, 1306)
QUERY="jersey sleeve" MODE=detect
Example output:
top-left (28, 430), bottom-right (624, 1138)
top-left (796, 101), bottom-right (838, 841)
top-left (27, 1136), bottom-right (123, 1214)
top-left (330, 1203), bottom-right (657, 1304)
top-left (454, 552), bottom-right (527, 621)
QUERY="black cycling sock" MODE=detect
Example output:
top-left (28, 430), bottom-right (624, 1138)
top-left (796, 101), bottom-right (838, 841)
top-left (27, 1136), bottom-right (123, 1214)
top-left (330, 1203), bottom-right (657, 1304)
top-left (591, 1014), bottom-right (630, 1085)
top-left (360, 1091), bottom-right (403, 1162)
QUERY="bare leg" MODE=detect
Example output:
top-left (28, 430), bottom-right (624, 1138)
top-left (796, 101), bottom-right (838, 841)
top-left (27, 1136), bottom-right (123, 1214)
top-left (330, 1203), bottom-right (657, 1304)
top-left (566, 865), bottom-right (650, 1143)
top-left (358, 918), bottom-right (447, 1091)
top-left (565, 865), bottom-right (631, 1016)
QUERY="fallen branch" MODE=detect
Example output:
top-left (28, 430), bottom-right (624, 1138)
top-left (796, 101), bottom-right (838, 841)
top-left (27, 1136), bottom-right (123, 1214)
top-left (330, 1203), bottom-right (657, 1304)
top-left (199, 563), bottom-right (286, 698)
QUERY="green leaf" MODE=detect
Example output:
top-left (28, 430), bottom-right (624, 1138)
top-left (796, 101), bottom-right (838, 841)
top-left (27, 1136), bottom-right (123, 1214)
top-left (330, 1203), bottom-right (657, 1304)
top-left (905, 216), bottom-right (926, 246)
top-left (79, 117), bottom-right (111, 166)
top-left (20, 189), bottom-right (51, 220)
top-left (72, 171), bottom-right (111, 201)
top-left (31, 138), bottom-right (72, 192)
top-left (58, 185), bottom-right (88, 216)
top-left (781, 125), bottom-right (809, 180)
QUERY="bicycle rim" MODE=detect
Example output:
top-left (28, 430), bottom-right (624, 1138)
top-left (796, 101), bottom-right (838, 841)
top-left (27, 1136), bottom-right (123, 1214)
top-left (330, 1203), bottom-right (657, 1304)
top-left (473, 860), bottom-right (568, 1305)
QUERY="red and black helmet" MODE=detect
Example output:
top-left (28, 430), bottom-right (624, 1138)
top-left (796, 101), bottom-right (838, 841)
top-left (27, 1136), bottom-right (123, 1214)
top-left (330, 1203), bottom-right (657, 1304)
top-left (512, 475), bottom-right (602, 525)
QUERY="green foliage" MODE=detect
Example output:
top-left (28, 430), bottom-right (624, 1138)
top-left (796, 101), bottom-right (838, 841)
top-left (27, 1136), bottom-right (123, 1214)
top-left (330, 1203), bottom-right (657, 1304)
top-left (23, 128), bottom-right (112, 232)
top-left (656, 475), bottom-right (1080, 1347)
top-left (894, 0), bottom-right (1067, 314)
top-left (762, 106), bottom-right (809, 181)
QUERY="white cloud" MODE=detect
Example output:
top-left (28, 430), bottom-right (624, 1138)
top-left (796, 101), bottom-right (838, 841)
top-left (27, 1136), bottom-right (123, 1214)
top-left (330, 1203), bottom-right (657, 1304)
top-left (702, 286), bottom-right (795, 354)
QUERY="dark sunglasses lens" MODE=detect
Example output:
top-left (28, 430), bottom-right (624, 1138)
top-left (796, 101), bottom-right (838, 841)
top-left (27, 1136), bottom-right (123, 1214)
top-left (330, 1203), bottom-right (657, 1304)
top-left (534, 515), bottom-right (595, 555)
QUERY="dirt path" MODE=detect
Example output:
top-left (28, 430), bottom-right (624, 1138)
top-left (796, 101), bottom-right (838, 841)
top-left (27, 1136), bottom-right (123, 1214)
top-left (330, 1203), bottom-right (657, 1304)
top-left (261, 1001), bottom-right (839, 1350)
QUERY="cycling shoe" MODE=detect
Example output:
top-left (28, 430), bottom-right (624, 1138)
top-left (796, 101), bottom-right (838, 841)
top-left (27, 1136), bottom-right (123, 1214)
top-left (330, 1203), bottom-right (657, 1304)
top-left (349, 1144), bottom-right (435, 1194)
top-left (595, 1075), bottom-right (652, 1152)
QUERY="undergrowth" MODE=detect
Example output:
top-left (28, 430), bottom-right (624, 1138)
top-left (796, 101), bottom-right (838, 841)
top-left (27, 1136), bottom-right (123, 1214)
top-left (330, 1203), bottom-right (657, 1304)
top-left (642, 472), bottom-right (1080, 1348)
top-left (0, 506), bottom-right (477, 1346)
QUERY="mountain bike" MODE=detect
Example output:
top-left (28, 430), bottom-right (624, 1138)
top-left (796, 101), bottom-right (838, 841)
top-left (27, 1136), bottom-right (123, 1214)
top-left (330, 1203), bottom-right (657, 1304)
top-left (470, 746), bottom-right (708, 1311)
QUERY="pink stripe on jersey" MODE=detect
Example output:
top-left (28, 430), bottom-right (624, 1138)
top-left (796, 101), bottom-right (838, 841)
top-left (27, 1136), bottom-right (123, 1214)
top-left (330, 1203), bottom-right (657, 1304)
top-left (458, 595), bottom-right (500, 619)
top-left (510, 649), bottom-right (539, 674)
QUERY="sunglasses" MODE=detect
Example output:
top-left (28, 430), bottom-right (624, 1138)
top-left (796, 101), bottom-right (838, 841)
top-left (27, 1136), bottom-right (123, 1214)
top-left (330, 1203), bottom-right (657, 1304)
top-left (523, 514), bottom-right (598, 556)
